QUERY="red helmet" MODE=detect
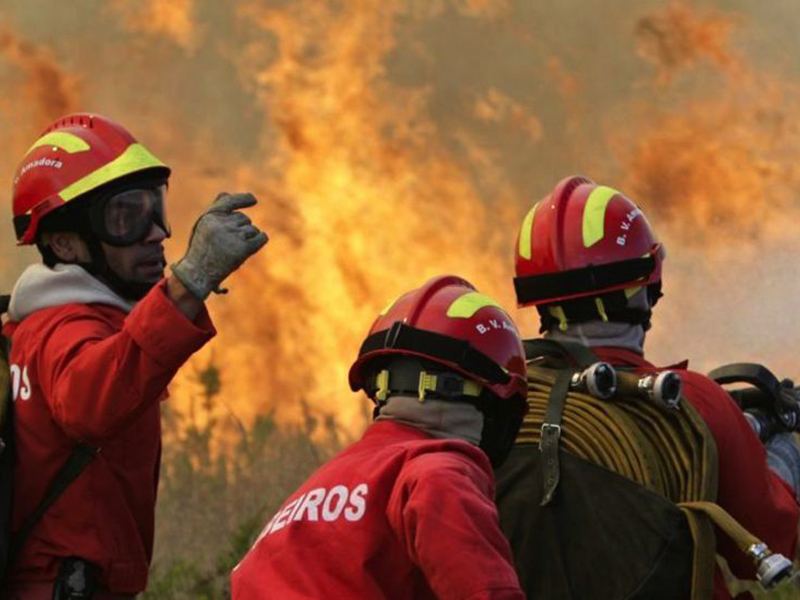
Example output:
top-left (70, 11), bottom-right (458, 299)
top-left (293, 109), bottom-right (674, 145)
top-left (514, 175), bottom-right (664, 308)
top-left (12, 113), bottom-right (170, 245)
top-left (349, 275), bottom-right (527, 403)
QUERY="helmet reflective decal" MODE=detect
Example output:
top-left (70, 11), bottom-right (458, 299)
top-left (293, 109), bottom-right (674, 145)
top-left (59, 143), bottom-right (167, 202)
top-left (446, 292), bottom-right (504, 319)
top-left (27, 131), bottom-right (90, 154)
top-left (582, 185), bottom-right (620, 248)
top-left (518, 201), bottom-right (541, 260)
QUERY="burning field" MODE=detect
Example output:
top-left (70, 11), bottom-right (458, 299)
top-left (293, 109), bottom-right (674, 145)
top-left (1, 0), bottom-right (800, 434)
top-left (2, 1), bottom-right (800, 596)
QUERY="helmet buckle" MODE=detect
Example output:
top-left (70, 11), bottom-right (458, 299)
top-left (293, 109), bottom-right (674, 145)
top-left (418, 371), bottom-right (437, 402)
top-left (439, 373), bottom-right (464, 396)
top-left (417, 371), bottom-right (482, 402)
top-left (374, 369), bottom-right (390, 402)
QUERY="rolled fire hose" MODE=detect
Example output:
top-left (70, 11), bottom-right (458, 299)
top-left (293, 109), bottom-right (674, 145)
top-left (517, 364), bottom-right (793, 596)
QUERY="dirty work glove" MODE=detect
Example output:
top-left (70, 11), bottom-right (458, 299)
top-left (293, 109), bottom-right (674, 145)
top-left (171, 192), bottom-right (268, 300)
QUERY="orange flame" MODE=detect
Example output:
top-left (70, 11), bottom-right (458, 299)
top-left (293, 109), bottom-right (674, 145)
top-left (164, 0), bottom-right (525, 432)
top-left (1, 1), bottom-right (799, 437)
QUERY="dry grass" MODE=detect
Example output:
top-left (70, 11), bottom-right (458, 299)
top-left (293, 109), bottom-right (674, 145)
top-left (143, 361), bottom-right (345, 599)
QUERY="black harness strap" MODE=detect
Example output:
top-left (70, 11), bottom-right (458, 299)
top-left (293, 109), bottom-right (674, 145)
top-left (9, 443), bottom-right (99, 564)
top-left (523, 338), bottom-right (599, 368)
top-left (359, 322), bottom-right (510, 385)
top-left (514, 255), bottom-right (656, 305)
top-left (540, 368), bottom-right (577, 506)
top-left (0, 295), bottom-right (101, 569)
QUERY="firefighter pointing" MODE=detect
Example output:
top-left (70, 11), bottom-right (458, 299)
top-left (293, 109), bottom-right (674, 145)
top-left (0, 113), bottom-right (267, 599)
top-left (495, 176), bottom-right (799, 599)
top-left (233, 275), bottom-right (527, 599)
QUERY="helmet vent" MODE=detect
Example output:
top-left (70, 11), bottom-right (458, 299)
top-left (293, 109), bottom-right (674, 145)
top-left (49, 114), bottom-right (92, 132)
top-left (558, 175), bottom-right (592, 203)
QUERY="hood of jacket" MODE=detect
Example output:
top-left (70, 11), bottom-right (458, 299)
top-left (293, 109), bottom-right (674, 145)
top-left (375, 395), bottom-right (484, 446)
top-left (8, 263), bottom-right (135, 322)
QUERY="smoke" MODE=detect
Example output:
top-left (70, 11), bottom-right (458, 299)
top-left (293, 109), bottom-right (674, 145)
top-left (634, 1), bottom-right (741, 85)
top-left (614, 3), bottom-right (800, 378)
top-left (0, 24), bottom-right (82, 283)
top-left (108, 0), bottom-right (198, 50)
top-left (474, 88), bottom-right (544, 141)
top-left (0, 25), bottom-right (79, 122)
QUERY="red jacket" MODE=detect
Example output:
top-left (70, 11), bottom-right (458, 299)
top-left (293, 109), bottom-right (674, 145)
top-left (232, 420), bottom-right (524, 600)
top-left (595, 347), bottom-right (799, 600)
top-left (2, 278), bottom-right (214, 593)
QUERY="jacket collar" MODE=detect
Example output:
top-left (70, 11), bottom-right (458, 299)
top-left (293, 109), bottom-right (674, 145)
top-left (8, 263), bottom-right (134, 322)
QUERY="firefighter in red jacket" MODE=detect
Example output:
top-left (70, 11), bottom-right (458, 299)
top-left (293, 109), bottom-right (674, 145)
top-left (499, 175), bottom-right (799, 599)
top-left (232, 275), bottom-right (528, 599)
top-left (1, 113), bottom-right (267, 599)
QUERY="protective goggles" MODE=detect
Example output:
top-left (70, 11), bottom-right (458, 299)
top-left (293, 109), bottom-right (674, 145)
top-left (88, 185), bottom-right (171, 246)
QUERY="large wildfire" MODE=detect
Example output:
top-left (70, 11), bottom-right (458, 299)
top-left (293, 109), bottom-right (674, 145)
top-left (1, 1), bottom-right (799, 437)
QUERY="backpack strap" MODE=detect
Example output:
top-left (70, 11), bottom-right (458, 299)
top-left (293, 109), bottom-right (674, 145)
top-left (9, 443), bottom-right (99, 563)
top-left (0, 299), bottom-right (100, 566)
top-left (523, 338), bottom-right (599, 368)
top-left (521, 364), bottom-right (794, 595)
top-left (539, 368), bottom-right (577, 506)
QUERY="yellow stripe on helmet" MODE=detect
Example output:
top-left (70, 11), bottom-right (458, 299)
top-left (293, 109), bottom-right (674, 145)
top-left (59, 143), bottom-right (167, 202)
top-left (582, 185), bottom-right (621, 248)
top-left (446, 292), bottom-right (504, 318)
top-left (27, 131), bottom-right (90, 154)
top-left (518, 201), bottom-right (541, 260)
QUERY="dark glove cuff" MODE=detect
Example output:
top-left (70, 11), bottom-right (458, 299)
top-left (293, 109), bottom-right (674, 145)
top-left (171, 261), bottom-right (213, 301)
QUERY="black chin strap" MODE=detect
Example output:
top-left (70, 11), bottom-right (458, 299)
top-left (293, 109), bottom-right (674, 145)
top-left (79, 236), bottom-right (155, 302)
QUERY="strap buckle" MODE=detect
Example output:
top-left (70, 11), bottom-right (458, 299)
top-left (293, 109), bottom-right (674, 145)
top-left (418, 371), bottom-right (482, 402)
top-left (418, 371), bottom-right (438, 402)
top-left (374, 369), bottom-right (390, 402)
top-left (539, 423), bottom-right (562, 449)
